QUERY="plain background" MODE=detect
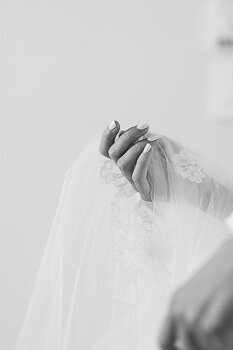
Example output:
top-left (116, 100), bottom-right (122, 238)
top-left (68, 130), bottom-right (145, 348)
top-left (1, 0), bottom-right (233, 349)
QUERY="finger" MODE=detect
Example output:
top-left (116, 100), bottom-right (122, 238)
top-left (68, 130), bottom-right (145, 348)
top-left (99, 120), bottom-right (120, 158)
top-left (115, 129), bottom-right (125, 141)
top-left (116, 129), bottom-right (149, 143)
top-left (190, 322), bottom-right (220, 350)
top-left (178, 314), bottom-right (213, 350)
top-left (176, 324), bottom-right (202, 350)
top-left (190, 331), bottom-right (213, 350)
top-left (117, 140), bottom-right (148, 187)
top-left (158, 311), bottom-right (177, 350)
top-left (132, 143), bottom-right (153, 201)
top-left (108, 121), bottom-right (149, 162)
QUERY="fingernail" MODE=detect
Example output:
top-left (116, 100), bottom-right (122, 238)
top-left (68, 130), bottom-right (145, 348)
top-left (137, 121), bottom-right (149, 130)
top-left (138, 132), bottom-right (149, 141)
top-left (109, 120), bottom-right (117, 130)
top-left (147, 134), bottom-right (159, 142)
top-left (143, 143), bottom-right (152, 154)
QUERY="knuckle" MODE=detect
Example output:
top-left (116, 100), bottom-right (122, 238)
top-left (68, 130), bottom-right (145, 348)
top-left (117, 158), bottom-right (130, 173)
top-left (116, 159), bottom-right (122, 168)
top-left (122, 130), bottom-right (131, 141)
top-left (133, 141), bottom-right (144, 151)
top-left (117, 159), bottom-right (124, 170)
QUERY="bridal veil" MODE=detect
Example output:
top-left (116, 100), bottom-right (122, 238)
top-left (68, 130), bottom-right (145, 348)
top-left (15, 135), bottom-right (233, 350)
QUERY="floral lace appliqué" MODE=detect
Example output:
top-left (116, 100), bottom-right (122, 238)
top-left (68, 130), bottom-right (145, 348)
top-left (100, 159), bottom-right (135, 197)
top-left (109, 200), bottom-right (172, 306)
top-left (100, 159), bottom-right (173, 306)
top-left (172, 150), bottom-right (206, 184)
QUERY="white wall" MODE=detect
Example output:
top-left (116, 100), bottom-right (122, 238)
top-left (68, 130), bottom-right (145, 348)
top-left (1, 0), bottom-right (233, 349)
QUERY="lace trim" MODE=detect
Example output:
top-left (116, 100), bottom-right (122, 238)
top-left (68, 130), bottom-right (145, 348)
top-left (172, 150), bottom-right (206, 184)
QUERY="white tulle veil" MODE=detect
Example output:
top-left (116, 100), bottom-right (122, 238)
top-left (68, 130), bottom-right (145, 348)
top-left (15, 135), bottom-right (233, 350)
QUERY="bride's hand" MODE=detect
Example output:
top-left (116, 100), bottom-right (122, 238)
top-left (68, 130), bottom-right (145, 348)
top-left (99, 120), bottom-right (158, 202)
top-left (99, 121), bottom-right (233, 217)
top-left (159, 237), bottom-right (233, 350)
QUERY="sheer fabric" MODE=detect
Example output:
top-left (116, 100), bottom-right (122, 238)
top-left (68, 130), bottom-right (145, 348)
top-left (15, 135), bottom-right (233, 350)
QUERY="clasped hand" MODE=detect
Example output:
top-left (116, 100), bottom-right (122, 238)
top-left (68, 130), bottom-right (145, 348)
top-left (99, 120), bottom-right (159, 202)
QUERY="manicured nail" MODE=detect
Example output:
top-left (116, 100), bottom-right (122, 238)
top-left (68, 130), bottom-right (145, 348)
top-left (148, 134), bottom-right (159, 142)
top-left (138, 132), bottom-right (149, 141)
top-left (137, 121), bottom-right (149, 130)
top-left (143, 143), bottom-right (152, 154)
top-left (109, 120), bottom-right (117, 130)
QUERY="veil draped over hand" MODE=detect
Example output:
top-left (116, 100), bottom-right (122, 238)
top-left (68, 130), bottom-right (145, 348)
top-left (15, 135), bottom-right (233, 350)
